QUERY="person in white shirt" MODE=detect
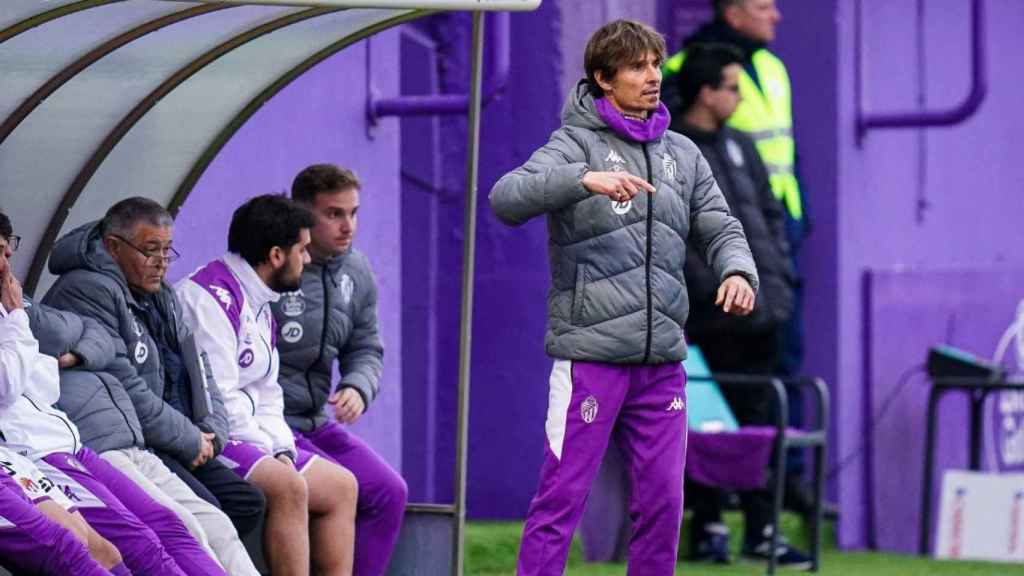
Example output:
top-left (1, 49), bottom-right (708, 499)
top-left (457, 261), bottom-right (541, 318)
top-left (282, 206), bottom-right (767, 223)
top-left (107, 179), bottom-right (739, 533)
top-left (177, 195), bottom-right (358, 576)
top-left (0, 209), bottom-right (234, 576)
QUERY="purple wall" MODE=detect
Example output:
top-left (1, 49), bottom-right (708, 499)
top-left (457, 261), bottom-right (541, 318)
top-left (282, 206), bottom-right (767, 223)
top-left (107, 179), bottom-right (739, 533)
top-left (401, 5), bottom-right (565, 514)
top-left (865, 268), bottom-right (1024, 553)
top-left (832, 0), bottom-right (1024, 551)
top-left (170, 31), bottom-right (405, 470)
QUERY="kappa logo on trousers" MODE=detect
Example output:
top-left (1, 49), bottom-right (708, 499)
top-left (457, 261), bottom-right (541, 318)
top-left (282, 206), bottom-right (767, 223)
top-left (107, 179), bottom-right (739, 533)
top-left (666, 397), bottom-right (685, 412)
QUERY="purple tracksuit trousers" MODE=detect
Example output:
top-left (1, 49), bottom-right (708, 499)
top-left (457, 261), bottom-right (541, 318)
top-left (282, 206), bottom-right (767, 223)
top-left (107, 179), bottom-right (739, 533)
top-left (40, 447), bottom-right (226, 576)
top-left (0, 470), bottom-right (113, 575)
top-left (517, 361), bottom-right (688, 576)
top-left (294, 421), bottom-right (408, 576)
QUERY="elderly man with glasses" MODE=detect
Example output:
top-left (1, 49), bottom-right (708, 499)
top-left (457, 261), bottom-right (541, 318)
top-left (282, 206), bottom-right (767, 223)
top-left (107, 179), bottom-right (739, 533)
top-left (43, 197), bottom-right (265, 576)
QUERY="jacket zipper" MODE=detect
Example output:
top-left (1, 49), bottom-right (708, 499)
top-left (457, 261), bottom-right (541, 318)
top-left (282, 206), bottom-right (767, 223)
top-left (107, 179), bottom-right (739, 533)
top-left (305, 266), bottom-right (330, 429)
top-left (97, 374), bottom-right (140, 446)
top-left (642, 143), bottom-right (655, 363)
top-left (24, 395), bottom-right (79, 455)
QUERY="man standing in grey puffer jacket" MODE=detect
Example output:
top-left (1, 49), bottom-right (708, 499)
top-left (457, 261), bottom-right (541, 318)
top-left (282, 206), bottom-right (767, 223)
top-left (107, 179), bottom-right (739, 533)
top-left (489, 20), bottom-right (759, 576)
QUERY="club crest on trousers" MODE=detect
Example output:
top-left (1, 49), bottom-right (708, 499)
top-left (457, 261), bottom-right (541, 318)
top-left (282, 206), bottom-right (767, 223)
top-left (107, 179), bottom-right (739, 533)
top-left (581, 395), bottom-right (599, 424)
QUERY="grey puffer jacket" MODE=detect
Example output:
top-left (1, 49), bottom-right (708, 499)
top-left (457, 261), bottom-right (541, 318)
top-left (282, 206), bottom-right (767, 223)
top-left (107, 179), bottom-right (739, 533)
top-left (25, 299), bottom-right (146, 454)
top-left (43, 221), bottom-right (230, 463)
top-left (272, 249), bottom-right (383, 432)
top-left (490, 80), bottom-right (758, 363)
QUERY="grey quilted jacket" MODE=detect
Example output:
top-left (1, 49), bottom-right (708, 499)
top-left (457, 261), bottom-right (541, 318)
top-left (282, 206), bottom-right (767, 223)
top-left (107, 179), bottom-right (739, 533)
top-left (272, 249), bottom-right (383, 432)
top-left (25, 299), bottom-right (146, 454)
top-left (43, 221), bottom-right (230, 464)
top-left (489, 80), bottom-right (758, 363)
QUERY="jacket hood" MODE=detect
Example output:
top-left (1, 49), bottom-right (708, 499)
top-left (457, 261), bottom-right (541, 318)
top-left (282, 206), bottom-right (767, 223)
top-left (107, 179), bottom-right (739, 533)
top-left (561, 79), bottom-right (609, 132)
top-left (48, 221), bottom-right (129, 288)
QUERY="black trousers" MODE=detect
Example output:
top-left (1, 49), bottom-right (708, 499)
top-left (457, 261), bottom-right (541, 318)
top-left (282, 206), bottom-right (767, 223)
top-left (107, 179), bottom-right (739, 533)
top-left (687, 330), bottom-right (780, 546)
top-left (158, 451), bottom-right (266, 538)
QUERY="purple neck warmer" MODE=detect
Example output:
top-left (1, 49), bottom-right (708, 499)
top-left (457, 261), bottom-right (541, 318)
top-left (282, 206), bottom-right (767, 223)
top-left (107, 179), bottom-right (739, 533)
top-left (594, 97), bottom-right (671, 143)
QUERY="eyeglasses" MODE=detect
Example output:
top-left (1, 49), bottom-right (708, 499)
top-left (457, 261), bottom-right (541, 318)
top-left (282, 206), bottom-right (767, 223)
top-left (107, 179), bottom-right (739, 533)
top-left (0, 235), bottom-right (20, 252)
top-left (111, 234), bottom-right (180, 265)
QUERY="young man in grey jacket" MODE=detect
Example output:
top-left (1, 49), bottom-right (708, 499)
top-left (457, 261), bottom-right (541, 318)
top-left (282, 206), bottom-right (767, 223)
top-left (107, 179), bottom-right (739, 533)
top-left (489, 20), bottom-right (758, 576)
top-left (271, 164), bottom-right (408, 576)
top-left (44, 198), bottom-right (261, 575)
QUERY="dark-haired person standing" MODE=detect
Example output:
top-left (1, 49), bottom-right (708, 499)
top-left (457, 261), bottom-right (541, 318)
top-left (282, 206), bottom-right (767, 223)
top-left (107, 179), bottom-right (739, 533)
top-left (665, 1), bottom-right (815, 518)
top-left (672, 43), bottom-right (809, 569)
top-left (489, 19), bottom-right (758, 576)
top-left (272, 164), bottom-right (407, 576)
top-left (177, 194), bottom-right (358, 576)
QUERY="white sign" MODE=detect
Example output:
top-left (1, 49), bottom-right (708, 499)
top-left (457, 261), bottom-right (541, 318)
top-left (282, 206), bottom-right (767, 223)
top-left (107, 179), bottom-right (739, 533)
top-left (935, 470), bottom-right (1024, 563)
top-left (189, 0), bottom-right (541, 11)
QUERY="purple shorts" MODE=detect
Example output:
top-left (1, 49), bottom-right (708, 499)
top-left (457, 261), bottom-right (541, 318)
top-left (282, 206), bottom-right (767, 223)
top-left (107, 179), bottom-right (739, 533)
top-left (216, 440), bottom-right (317, 479)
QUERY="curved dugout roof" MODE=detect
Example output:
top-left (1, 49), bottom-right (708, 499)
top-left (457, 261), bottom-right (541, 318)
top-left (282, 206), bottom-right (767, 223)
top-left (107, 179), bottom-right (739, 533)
top-left (0, 0), bottom-right (537, 296)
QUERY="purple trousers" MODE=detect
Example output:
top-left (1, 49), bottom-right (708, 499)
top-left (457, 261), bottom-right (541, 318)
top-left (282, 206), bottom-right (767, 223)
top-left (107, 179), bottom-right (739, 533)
top-left (0, 471), bottom-right (113, 575)
top-left (294, 421), bottom-right (408, 576)
top-left (517, 361), bottom-right (688, 576)
top-left (41, 448), bottom-right (225, 576)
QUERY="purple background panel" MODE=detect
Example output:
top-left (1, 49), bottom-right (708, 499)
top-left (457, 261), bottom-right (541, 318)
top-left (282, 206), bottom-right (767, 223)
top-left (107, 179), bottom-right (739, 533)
top-left (865, 267), bottom-right (1024, 553)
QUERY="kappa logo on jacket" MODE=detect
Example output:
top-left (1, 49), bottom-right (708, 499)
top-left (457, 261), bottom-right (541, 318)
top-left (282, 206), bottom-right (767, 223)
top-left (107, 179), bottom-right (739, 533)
top-left (605, 149), bottom-right (625, 165)
top-left (666, 397), bottom-right (685, 412)
top-left (211, 285), bottom-right (234, 311)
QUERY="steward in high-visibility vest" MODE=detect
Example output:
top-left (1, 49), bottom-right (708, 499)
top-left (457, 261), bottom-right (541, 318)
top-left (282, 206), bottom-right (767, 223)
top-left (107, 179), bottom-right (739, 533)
top-left (664, 5), bottom-right (810, 430)
top-left (664, 17), bottom-right (805, 245)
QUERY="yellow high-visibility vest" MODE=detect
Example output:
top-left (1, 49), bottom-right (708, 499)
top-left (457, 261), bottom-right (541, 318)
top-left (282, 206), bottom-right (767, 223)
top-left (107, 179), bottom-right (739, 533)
top-left (664, 48), bottom-right (803, 221)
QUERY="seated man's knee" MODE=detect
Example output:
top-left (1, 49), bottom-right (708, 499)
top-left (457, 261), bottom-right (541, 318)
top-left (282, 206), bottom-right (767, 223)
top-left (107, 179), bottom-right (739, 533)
top-left (261, 461), bottom-right (308, 510)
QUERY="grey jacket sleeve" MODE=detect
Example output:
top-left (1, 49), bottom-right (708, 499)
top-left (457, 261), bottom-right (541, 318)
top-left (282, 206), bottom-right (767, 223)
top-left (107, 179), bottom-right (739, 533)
top-left (43, 275), bottom-right (202, 463)
top-left (688, 151), bottom-right (760, 292)
top-left (25, 301), bottom-right (83, 359)
top-left (104, 353), bottom-right (202, 462)
top-left (74, 316), bottom-right (116, 371)
top-left (489, 127), bottom-right (593, 226)
top-left (338, 264), bottom-right (384, 409)
top-left (26, 302), bottom-right (114, 371)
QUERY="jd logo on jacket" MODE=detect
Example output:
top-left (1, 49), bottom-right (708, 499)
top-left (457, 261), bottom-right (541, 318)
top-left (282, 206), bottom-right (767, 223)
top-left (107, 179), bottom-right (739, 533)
top-left (134, 342), bottom-right (149, 365)
top-left (281, 321), bottom-right (303, 344)
top-left (611, 199), bottom-right (633, 215)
